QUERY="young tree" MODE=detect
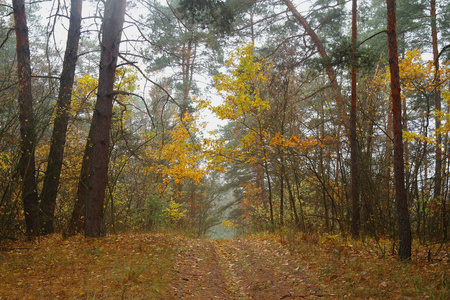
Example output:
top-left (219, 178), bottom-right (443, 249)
top-left (12, 0), bottom-right (39, 236)
top-left (386, 0), bottom-right (412, 260)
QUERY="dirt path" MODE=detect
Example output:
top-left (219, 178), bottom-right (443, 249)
top-left (167, 238), bottom-right (232, 299)
top-left (165, 236), bottom-right (332, 299)
top-left (2, 233), bottom-right (445, 298)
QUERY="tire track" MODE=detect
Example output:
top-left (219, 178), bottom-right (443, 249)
top-left (165, 238), bottom-right (234, 299)
top-left (215, 238), bottom-right (330, 299)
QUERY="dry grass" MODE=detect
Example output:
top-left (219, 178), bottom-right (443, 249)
top-left (0, 231), bottom-right (447, 299)
top-left (0, 233), bottom-right (177, 299)
top-left (279, 230), bottom-right (449, 299)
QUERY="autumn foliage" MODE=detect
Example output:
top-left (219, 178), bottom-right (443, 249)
top-left (1, 0), bottom-right (450, 285)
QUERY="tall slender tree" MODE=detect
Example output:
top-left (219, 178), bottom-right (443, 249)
top-left (386, 0), bottom-right (412, 260)
top-left (39, 0), bottom-right (83, 235)
top-left (12, 0), bottom-right (39, 236)
top-left (430, 0), bottom-right (444, 241)
top-left (350, 0), bottom-right (360, 238)
top-left (69, 0), bottom-right (127, 237)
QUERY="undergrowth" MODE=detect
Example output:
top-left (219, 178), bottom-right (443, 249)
top-left (277, 229), bottom-right (449, 299)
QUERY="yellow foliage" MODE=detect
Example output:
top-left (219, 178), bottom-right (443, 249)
top-left (437, 90), bottom-right (450, 136)
top-left (375, 49), bottom-right (450, 98)
top-left (403, 131), bottom-right (435, 144)
top-left (207, 43), bottom-right (270, 120)
top-left (164, 200), bottom-right (187, 222)
top-left (195, 44), bottom-right (274, 174)
top-left (373, 48), bottom-right (450, 144)
top-left (0, 152), bottom-right (11, 171)
top-left (221, 220), bottom-right (237, 230)
top-left (268, 132), bottom-right (317, 153)
top-left (141, 112), bottom-right (206, 195)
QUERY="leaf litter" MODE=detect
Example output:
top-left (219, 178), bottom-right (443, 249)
top-left (0, 232), bottom-right (448, 299)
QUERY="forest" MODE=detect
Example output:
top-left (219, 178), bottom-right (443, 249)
top-left (1, 0), bottom-right (450, 297)
top-left (1, 0), bottom-right (450, 269)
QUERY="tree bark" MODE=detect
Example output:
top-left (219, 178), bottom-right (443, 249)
top-left (39, 0), bottom-right (83, 235)
top-left (263, 158), bottom-right (274, 229)
top-left (66, 141), bottom-right (91, 236)
top-left (70, 0), bottom-right (126, 237)
top-left (430, 0), bottom-right (444, 240)
top-left (386, 0), bottom-right (412, 260)
top-left (85, 0), bottom-right (126, 237)
top-left (13, 0), bottom-right (40, 236)
top-left (279, 166), bottom-right (284, 226)
top-left (350, 0), bottom-right (360, 239)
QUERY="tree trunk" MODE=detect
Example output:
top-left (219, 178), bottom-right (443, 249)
top-left (13, 0), bottom-right (40, 236)
top-left (319, 99), bottom-right (330, 231)
top-left (181, 35), bottom-right (194, 119)
top-left (39, 0), bottom-right (83, 235)
top-left (350, 0), bottom-right (360, 239)
top-left (263, 158), bottom-right (274, 229)
top-left (285, 173), bottom-right (300, 228)
top-left (430, 0), bottom-right (444, 240)
top-left (386, 0), bottom-right (412, 260)
top-left (66, 143), bottom-right (92, 236)
top-left (69, 0), bottom-right (126, 237)
top-left (279, 166), bottom-right (284, 227)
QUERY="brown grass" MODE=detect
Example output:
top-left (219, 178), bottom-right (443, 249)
top-left (278, 230), bottom-right (449, 299)
top-left (0, 233), bottom-right (177, 299)
top-left (0, 232), bottom-right (447, 299)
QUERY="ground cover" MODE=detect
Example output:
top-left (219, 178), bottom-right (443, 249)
top-left (0, 232), bottom-right (447, 299)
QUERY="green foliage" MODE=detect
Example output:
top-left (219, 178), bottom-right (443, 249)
top-left (309, 0), bottom-right (346, 46)
top-left (327, 39), bottom-right (381, 71)
top-left (177, 0), bottom-right (235, 34)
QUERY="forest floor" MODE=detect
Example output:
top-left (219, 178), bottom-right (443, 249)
top-left (0, 232), bottom-right (448, 299)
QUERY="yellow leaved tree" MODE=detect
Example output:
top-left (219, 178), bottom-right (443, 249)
top-left (198, 43), bottom-right (271, 167)
top-left (33, 68), bottom-right (139, 231)
top-left (199, 43), bottom-right (318, 230)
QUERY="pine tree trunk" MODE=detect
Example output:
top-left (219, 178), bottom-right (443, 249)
top-left (386, 0), bottom-right (412, 260)
top-left (69, 0), bottom-right (126, 237)
top-left (13, 0), bottom-right (40, 236)
top-left (350, 0), bottom-right (360, 239)
top-left (85, 0), bottom-right (126, 237)
top-left (66, 140), bottom-right (92, 236)
top-left (39, 0), bottom-right (83, 235)
top-left (430, 0), bottom-right (444, 240)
